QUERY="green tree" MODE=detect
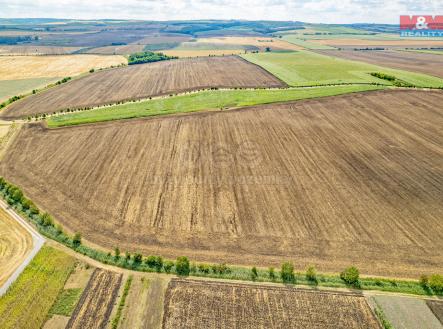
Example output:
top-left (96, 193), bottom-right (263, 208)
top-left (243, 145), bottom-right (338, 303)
top-left (114, 247), bottom-right (120, 259)
top-left (164, 260), bottom-right (174, 273)
top-left (73, 232), bottom-right (81, 247)
top-left (176, 256), bottom-right (190, 276)
top-left (133, 253), bottom-right (143, 264)
top-left (340, 266), bottom-right (360, 286)
top-left (281, 262), bottom-right (295, 283)
top-left (429, 274), bottom-right (443, 293)
top-left (306, 266), bottom-right (318, 283)
top-left (251, 267), bottom-right (258, 281)
top-left (268, 267), bottom-right (276, 281)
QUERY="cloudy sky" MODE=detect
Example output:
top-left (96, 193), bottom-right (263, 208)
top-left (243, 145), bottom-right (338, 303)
top-left (1, 0), bottom-right (443, 24)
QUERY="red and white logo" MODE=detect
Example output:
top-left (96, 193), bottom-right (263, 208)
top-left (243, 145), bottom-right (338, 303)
top-left (400, 15), bottom-right (443, 30)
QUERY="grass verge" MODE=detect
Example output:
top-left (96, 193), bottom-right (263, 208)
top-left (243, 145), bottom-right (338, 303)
top-left (46, 84), bottom-right (384, 127)
top-left (0, 246), bottom-right (76, 329)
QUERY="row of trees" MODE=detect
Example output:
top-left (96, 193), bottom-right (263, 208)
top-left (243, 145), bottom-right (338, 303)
top-left (0, 176), bottom-right (441, 294)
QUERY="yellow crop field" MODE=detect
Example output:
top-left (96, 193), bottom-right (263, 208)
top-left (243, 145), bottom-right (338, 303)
top-left (196, 36), bottom-right (303, 50)
top-left (0, 54), bottom-right (127, 80)
top-left (0, 206), bottom-right (33, 287)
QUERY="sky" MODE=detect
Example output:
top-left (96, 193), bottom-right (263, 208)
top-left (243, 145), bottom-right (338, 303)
top-left (1, 0), bottom-right (443, 24)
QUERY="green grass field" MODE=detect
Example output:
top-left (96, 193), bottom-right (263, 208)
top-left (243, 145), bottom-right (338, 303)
top-left (280, 36), bottom-right (336, 49)
top-left (47, 84), bottom-right (384, 127)
top-left (49, 288), bottom-right (83, 316)
top-left (0, 77), bottom-right (58, 103)
top-left (241, 51), bottom-right (443, 87)
top-left (0, 246), bottom-right (76, 329)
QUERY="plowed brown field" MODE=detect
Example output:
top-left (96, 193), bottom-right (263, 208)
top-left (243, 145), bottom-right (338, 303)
top-left (318, 50), bottom-right (443, 78)
top-left (1, 56), bottom-right (284, 119)
top-left (66, 269), bottom-right (122, 329)
top-left (162, 279), bottom-right (381, 329)
top-left (1, 89), bottom-right (442, 278)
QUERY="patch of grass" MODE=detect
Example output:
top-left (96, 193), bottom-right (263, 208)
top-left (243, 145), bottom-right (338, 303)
top-left (0, 77), bottom-right (59, 104)
top-left (48, 288), bottom-right (83, 316)
top-left (0, 246), bottom-right (76, 329)
top-left (46, 84), bottom-right (384, 127)
top-left (281, 36), bottom-right (336, 49)
top-left (241, 51), bottom-right (443, 88)
top-left (111, 276), bottom-right (133, 329)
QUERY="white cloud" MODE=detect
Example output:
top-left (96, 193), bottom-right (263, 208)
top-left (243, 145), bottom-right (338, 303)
top-left (1, 0), bottom-right (443, 23)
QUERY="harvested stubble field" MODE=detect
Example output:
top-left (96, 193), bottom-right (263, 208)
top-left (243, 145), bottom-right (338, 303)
top-left (1, 90), bottom-right (442, 278)
top-left (0, 206), bottom-right (32, 287)
top-left (0, 45), bottom-right (83, 55)
top-left (319, 50), bottom-right (443, 79)
top-left (0, 56), bottom-right (285, 119)
top-left (0, 54), bottom-right (127, 80)
top-left (162, 279), bottom-right (381, 328)
top-left (66, 269), bottom-right (122, 329)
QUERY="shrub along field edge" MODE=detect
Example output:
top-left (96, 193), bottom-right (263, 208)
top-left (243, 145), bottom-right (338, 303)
top-left (0, 176), bottom-right (441, 297)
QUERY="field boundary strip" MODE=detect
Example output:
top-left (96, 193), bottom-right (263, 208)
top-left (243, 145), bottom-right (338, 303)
top-left (0, 199), bottom-right (45, 296)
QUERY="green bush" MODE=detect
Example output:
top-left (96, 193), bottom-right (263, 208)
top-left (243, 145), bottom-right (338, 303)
top-left (340, 266), bottom-right (360, 286)
top-left (269, 267), bottom-right (276, 281)
top-left (198, 263), bottom-right (210, 274)
top-left (176, 256), bottom-right (190, 276)
top-left (429, 274), bottom-right (443, 293)
top-left (281, 262), bottom-right (295, 283)
top-left (72, 232), bottom-right (81, 247)
top-left (251, 267), bottom-right (258, 281)
top-left (306, 266), bottom-right (318, 283)
top-left (128, 51), bottom-right (177, 65)
top-left (164, 260), bottom-right (174, 273)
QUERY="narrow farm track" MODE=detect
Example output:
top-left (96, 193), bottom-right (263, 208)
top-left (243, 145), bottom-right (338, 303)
top-left (0, 199), bottom-right (45, 296)
top-left (1, 89), bottom-right (441, 278)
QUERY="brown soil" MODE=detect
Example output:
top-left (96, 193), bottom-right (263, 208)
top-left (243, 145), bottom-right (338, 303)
top-left (1, 89), bottom-right (442, 278)
top-left (120, 276), bottom-right (170, 329)
top-left (313, 38), bottom-right (443, 48)
top-left (427, 300), bottom-right (443, 325)
top-left (162, 279), bottom-right (381, 328)
top-left (65, 269), bottom-right (122, 329)
top-left (1, 56), bottom-right (285, 119)
top-left (318, 49), bottom-right (443, 79)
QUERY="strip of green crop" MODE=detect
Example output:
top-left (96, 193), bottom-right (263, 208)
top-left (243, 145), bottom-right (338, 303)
top-left (0, 246), bottom-right (76, 329)
top-left (47, 84), bottom-right (384, 127)
top-left (111, 276), bottom-right (133, 329)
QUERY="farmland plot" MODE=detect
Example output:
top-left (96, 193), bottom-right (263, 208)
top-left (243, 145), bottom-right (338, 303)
top-left (371, 295), bottom-right (443, 329)
top-left (427, 300), bottom-right (443, 325)
top-left (0, 206), bottom-right (32, 287)
top-left (66, 269), bottom-right (122, 329)
top-left (0, 246), bottom-right (75, 329)
top-left (1, 89), bottom-right (442, 278)
top-left (319, 50), bottom-right (443, 79)
top-left (162, 279), bottom-right (381, 328)
top-left (1, 56), bottom-right (285, 119)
